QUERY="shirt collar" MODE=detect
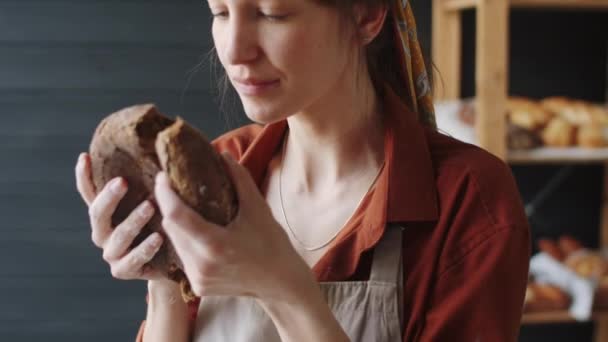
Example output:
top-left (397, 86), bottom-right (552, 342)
top-left (241, 84), bottom-right (438, 221)
top-left (239, 84), bottom-right (438, 278)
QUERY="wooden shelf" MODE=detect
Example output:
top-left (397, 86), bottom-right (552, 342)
top-left (523, 310), bottom-right (608, 324)
top-left (508, 147), bottom-right (608, 164)
top-left (443, 0), bottom-right (608, 11)
top-left (433, 0), bottom-right (608, 338)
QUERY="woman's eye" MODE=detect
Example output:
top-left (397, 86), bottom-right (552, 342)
top-left (211, 11), bottom-right (228, 18)
top-left (258, 12), bottom-right (287, 21)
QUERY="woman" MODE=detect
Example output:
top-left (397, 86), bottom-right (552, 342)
top-left (75, 0), bottom-right (530, 340)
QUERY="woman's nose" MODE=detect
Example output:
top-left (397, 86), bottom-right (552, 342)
top-left (225, 20), bottom-right (259, 65)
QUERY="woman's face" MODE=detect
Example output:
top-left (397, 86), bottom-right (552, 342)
top-left (209, 0), bottom-right (355, 124)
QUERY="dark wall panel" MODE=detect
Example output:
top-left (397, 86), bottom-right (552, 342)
top-left (0, 1), bottom-right (237, 341)
top-left (0, 1), bottom-right (210, 45)
top-left (0, 46), bottom-right (210, 90)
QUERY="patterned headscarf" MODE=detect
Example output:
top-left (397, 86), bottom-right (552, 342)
top-left (390, 0), bottom-right (436, 128)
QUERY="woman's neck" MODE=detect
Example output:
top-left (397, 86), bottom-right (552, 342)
top-left (283, 76), bottom-right (385, 195)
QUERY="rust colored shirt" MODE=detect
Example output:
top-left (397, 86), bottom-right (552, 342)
top-left (136, 86), bottom-right (531, 341)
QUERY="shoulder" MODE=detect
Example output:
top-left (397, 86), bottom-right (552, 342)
top-left (211, 123), bottom-right (265, 160)
top-left (425, 128), bottom-right (529, 237)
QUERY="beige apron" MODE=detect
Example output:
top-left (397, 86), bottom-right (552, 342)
top-left (193, 224), bottom-right (404, 342)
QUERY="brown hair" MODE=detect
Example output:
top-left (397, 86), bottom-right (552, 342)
top-left (323, 0), bottom-right (408, 99)
top-left (325, 0), bottom-right (439, 127)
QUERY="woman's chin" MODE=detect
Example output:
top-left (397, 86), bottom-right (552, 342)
top-left (242, 106), bottom-right (287, 125)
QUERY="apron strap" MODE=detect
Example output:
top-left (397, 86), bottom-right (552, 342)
top-left (369, 223), bottom-right (404, 284)
top-left (369, 223), bottom-right (405, 330)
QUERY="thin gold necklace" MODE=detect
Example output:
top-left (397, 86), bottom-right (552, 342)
top-left (278, 132), bottom-right (385, 251)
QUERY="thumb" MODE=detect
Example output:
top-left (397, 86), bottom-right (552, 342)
top-left (221, 152), bottom-right (261, 202)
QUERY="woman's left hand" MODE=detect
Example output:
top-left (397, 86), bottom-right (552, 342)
top-left (154, 153), bottom-right (316, 304)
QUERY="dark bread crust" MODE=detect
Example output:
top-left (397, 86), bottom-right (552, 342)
top-left (156, 118), bottom-right (238, 226)
top-left (88, 104), bottom-right (237, 302)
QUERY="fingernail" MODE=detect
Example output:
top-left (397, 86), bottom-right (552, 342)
top-left (110, 178), bottom-right (125, 194)
top-left (139, 201), bottom-right (154, 217)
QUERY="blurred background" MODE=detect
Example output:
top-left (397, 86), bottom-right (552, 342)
top-left (0, 0), bottom-right (606, 341)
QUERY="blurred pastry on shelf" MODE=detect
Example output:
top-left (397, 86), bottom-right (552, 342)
top-left (541, 97), bottom-right (608, 127)
top-left (455, 97), bottom-right (545, 150)
top-left (538, 235), bottom-right (608, 281)
top-left (537, 238), bottom-right (566, 262)
top-left (524, 282), bottom-right (571, 312)
top-left (531, 235), bottom-right (608, 311)
top-left (539, 97), bottom-right (608, 148)
top-left (541, 117), bottom-right (576, 147)
top-left (437, 96), bottom-right (608, 150)
top-left (557, 235), bottom-right (584, 255)
top-left (507, 122), bottom-right (543, 150)
top-left (577, 124), bottom-right (608, 148)
top-left (565, 252), bottom-right (608, 279)
top-left (539, 235), bottom-right (608, 279)
top-left (507, 96), bottom-right (554, 131)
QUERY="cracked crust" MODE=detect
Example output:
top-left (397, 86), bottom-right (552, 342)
top-left (89, 104), bottom-right (237, 302)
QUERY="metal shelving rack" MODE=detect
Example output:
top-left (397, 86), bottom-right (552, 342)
top-left (432, 0), bottom-right (608, 339)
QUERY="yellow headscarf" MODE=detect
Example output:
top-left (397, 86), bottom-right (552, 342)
top-left (390, 0), bottom-right (436, 128)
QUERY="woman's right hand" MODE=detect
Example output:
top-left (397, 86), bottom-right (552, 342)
top-left (74, 152), bottom-right (165, 281)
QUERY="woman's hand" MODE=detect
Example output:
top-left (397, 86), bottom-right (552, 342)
top-left (74, 152), bottom-right (166, 281)
top-left (154, 153), bottom-right (317, 303)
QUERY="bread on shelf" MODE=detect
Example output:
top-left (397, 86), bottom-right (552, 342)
top-left (535, 235), bottom-right (608, 310)
top-left (541, 117), bottom-right (577, 147)
top-left (447, 96), bottom-right (608, 150)
top-left (577, 124), bottom-right (608, 148)
top-left (524, 282), bottom-right (571, 313)
top-left (508, 96), bottom-right (554, 131)
top-left (540, 97), bottom-right (608, 127)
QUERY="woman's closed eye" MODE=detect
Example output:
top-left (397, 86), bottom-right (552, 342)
top-left (209, 10), bottom-right (289, 21)
top-left (210, 11), bottom-right (228, 19)
top-left (257, 11), bottom-right (289, 21)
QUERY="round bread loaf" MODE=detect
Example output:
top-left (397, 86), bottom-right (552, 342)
top-left (89, 104), bottom-right (238, 302)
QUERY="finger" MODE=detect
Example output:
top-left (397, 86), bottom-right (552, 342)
top-left (75, 153), bottom-right (96, 206)
top-left (103, 200), bottom-right (155, 262)
top-left (89, 177), bottom-right (128, 248)
top-left (112, 232), bottom-right (163, 280)
top-left (139, 264), bottom-right (164, 280)
top-left (221, 152), bottom-right (262, 203)
top-left (154, 172), bottom-right (221, 244)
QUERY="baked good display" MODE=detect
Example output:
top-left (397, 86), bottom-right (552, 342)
top-left (88, 104), bottom-right (238, 302)
top-left (541, 97), bottom-right (608, 127)
top-left (455, 96), bottom-right (608, 149)
top-left (535, 235), bottom-right (608, 310)
top-left (540, 97), bottom-right (608, 148)
top-left (539, 236), bottom-right (607, 278)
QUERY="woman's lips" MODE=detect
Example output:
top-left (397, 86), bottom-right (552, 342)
top-left (234, 79), bottom-right (280, 96)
